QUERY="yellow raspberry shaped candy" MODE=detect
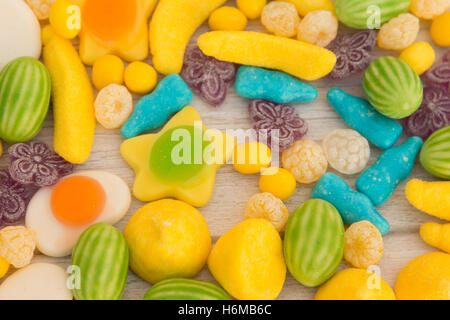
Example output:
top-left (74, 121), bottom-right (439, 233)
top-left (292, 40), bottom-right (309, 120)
top-left (399, 42), bottom-right (435, 75)
top-left (124, 61), bottom-right (157, 95)
top-left (244, 192), bottom-right (289, 231)
top-left (124, 199), bottom-right (211, 284)
top-left (233, 142), bottom-right (272, 174)
top-left (430, 12), bottom-right (450, 47)
top-left (92, 54), bottom-right (124, 91)
top-left (378, 13), bottom-right (420, 51)
top-left (0, 226), bottom-right (36, 269)
top-left (259, 167), bottom-right (296, 200)
top-left (208, 6), bottom-right (248, 31)
top-left (297, 10), bottom-right (338, 48)
top-left (261, 2), bottom-right (300, 38)
top-left (420, 222), bottom-right (450, 253)
top-left (49, 0), bottom-right (81, 39)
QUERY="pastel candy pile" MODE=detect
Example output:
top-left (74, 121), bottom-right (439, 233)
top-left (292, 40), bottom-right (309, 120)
top-left (311, 173), bottom-right (390, 235)
top-left (356, 137), bottom-right (423, 206)
top-left (327, 88), bottom-right (402, 149)
top-left (235, 66), bottom-right (318, 104)
top-left (121, 74), bottom-right (193, 138)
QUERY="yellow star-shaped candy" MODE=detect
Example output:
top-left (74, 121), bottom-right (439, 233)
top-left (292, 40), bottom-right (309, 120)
top-left (121, 107), bottom-right (235, 207)
top-left (77, 0), bottom-right (157, 65)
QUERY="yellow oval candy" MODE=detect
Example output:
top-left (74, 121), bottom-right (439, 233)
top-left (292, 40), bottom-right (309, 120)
top-left (92, 54), bottom-right (124, 91)
top-left (399, 42), bottom-right (435, 75)
top-left (124, 61), bottom-right (157, 95)
top-left (236, 0), bottom-right (266, 19)
top-left (233, 142), bottom-right (272, 174)
top-left (49, 0), bottom-right (81, 39)
top-left (259, 167), bottom-right (296, 200)
top-left (208, 6), bottom-right (248, 31)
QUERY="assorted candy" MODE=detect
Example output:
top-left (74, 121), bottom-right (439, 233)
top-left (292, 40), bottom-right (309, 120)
top-left (420, 222), bottom-right (450, 253)
top-left (244, 192), bottom-right (289, 231)
top-left (420, 125), bottom-right (450, 179)
top-left (406, 179), bottom-right (450, 221)
top-left (233, 142), bottom-right (272, 174)
top-left (430, 12), bottom-right (450, 47)
top-left (0, 255), bottom-right (9, 279)
top-left (297, 10), bottom-right (338, 48)
top-left (281, 0), bottom-right (334, 16)
top-left (410, 0), bottom-right (450, 20)
top-left (124, 61), bottom-right (158, 95)
top-left (95, 84), bottom-right (133, 129)
top-left (0, 226), bottom-right (36, 268)
top-left (49, 0), bottom-right (81, 39)
top-left (236, 0), bottom-right (266, 19)
top-left (25, 0), bottom-right (56, 20)
top-left (208, 6), bottom-right (248, 31)
top-left (261, 1), bottom-right (300, 38)
top-left (377, 13), bottom-right (419, 51)
top-left (399, 42), bottom-right (436, 75)
top-left (92, 54), bottom-right (125, 91)
top-left (422, 59), bottom-right (450, 91)
top-left (259, 167), bottom-right (297, 200)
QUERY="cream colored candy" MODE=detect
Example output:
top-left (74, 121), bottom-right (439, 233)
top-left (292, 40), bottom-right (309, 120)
top-left (322, 129), bottom-right (370, 175)
top-left (410, 0), bottom-right (450, 20)
top-left (95, 84), bottom-right (133, 129)
top-left (0, 226), bottom-right (36, 268)
top-left (244, 192), bottom-right (289, 232)
top-left (297, 10), bottom-right (338, 47)
top-left (261, 2), bottom-right (300, 38)
top-left (378, 13), bottom-right (419, 51)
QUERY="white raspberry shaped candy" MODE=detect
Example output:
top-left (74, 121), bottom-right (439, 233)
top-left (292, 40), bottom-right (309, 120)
top-left (322, 129), bottom-right (370, 175)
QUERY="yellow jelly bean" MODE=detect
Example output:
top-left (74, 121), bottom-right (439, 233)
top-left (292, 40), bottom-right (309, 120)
top-left (208, 6), bottom-right (248, 31)
top-left (49, 0), bottom-right (81, 39)
top-left (197, 31), bottom-right (336, 81)
top-left (233, 142), bottom-right (271, 174)
top-left (92, 54), bottom-right (124, 91)
top-left (259, 167), bottom-right (296, 200)
top-left (399, 42), bottom-right (435, 75)
top-left (236, 0), bottom-right (266, 19)
top-left (405, 179), bottom-right (450, 221)
top-left (124, 61), bottom-right (157, 95)
top-left (279, 0), bottom-right (334, 16)
top-left (430, 12), bottom-right (450, 47)
top-left (0, 255), bottom-right (9, 279)
top-left (420, 222), bottom-right (450, 253)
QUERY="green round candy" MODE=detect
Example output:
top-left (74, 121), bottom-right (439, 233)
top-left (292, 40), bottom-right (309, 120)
top-left (150, 125), bottom-right (211, 183)
top-left (363, 57), bottom-right (423, 119)
top-left (420, 125), bottom-right (450, 179)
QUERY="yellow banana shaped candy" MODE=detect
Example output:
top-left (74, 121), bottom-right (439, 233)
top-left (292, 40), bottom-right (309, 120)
top-left (420, 222), bottom-right (450, 253)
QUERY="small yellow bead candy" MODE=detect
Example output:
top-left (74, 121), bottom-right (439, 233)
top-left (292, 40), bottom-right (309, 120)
top-left (233, 142), bottom-right (272, 174)
top-left (236, 0), bottom-right (266, 19)
top-left (49, 0), bottom-right (81, 39)
top-left (124, 61), bottom-right (158, 95)
top-left (399, 42), bottom-right (435, 75)
top-left (259, 167), bottom-right (296, 200)
top-left (92, 54), bottom-right (124, 91)
top-left (430, 12), bottom-right (450, 47)
top-left (208, 6), bottom-right (248, 31)
top-left (0, 255), bottom-right (9, 279)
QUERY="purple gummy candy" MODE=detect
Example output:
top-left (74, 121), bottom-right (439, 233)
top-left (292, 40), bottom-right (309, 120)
top-left (326, 30), bottom-right (377, 80)
top-left (249, 100), bottom-right (308, 152)
top-left (8, 141), bottom-right (73, 187)
top-left (403, 86), bottom-right (450, 140)
top-left (0, 169), bottom-right (37, 226)
top-left (181, 46), bottom-right (236, 107)
top-left (422, 62), bottom-right (450, 92)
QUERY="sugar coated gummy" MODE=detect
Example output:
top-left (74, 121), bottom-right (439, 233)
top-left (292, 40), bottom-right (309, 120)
top-left (311, 173), bottom-right (390, 235)
top-left (9, 141), bottom-right (73, 187)
top-left (235, 66), bottom-right (318, 104)
top-left (0, 226), bottom-right (36, 268)
top-left (430, 12), bottom-right (450, 47)
top-left (403, 87), bottom-right (450, 140)
top-left (399, 42), bottom-right (436, 75)
top-left (95, 84), bottom-right (133, 130)
top-left (420, 222), bottom-right (450, 253)
top-left (282, 140), bottom-right (327, 184)
top-left (181, 46), bottom-right (236, 107)
top-left (410, 0), bottom-right (450, 20)
top-left (422, 61), bottom-right (450, 91)
top-left (322, 129), bottom-right (370, 175)
top-left (378, 13), bottom-right (419, 51)
top-left (326, 30), bottom-right (377, 80)
top-left (25, 0), bottom-right (55, 20)
top-left (297, 10), bottom-right (338, 48)
top-left (406, 179), bottom-right (450, 221)
top-left (261, 2), bottom-right (300, 38)
top-left (344, 221), bottom-right (383, 269)
top-left (244, 192), bottom-right (289, 232)
top-left (249, 100), bottom-right (308, 152)
top-left (327, 88), bottom-right (402, 149)
top-left (121, 74), bottom-right (193, 138)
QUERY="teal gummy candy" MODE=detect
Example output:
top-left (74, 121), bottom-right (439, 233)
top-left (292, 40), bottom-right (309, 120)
top-left (121, 74), bottom-right (193, 138)
top-left (356, 136), bottom-right (423, 206)
top-left (234, 66), bottom-right (318, 104)
top-left (327, 88), bottom-right (402, 149)
top-left (311, 173), bottom-right (390, 235)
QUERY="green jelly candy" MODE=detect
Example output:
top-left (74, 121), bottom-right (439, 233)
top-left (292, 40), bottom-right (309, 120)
top-left (0, 57), bottom-right (51, 143)
top-left (363, 57), bottom-right (423, 119)
top-left (420, 125), bottom-right (450, 179)
top-left (335, 0), bottom-right (411, 29)
top-left (143, 278), bottom-right (231, 300)
top-left (284, 199), bottom-right (345, 287)
top-left (72, 223), bottom-right (129, 300)
top-left (150, 125), bottom-right (212, 183)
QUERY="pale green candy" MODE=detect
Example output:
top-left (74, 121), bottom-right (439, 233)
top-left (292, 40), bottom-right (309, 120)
top-left (420, 126), bottom-right (450, 180)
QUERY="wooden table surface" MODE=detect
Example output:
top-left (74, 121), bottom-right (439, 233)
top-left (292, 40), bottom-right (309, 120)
top-left (1, 1), bottom-right (448, 300)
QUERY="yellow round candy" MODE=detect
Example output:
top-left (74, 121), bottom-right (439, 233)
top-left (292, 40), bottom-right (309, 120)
top-left (395, 252), bottom-right (450, 300)
top-left (92, 54), bottom-right (124, 91)
top-left (233, 142), bottom-right (272, 174)
top-left (0, 255), bottom-right (9, 279)
top-left (49, 0), bottom-right (81, 39)
top-left (236, 0), bottom-right (266, 19)
top-left (315, 268), bottom-right (396, 300)
top-left (399, 42), bottom-right (436, 75)
top-left (208, 6), bottom-right (248, 31)
top-left (124, 61), bottom-right (158, 95)
top-left (123, 199), bottom-right (211, 284)
top-left (259, 167), bottom-right (296, 200)
top-left (430, 12), bottom-right (450, 47)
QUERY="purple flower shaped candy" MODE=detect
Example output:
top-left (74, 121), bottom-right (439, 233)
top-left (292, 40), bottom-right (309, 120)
top-left (422, 61), bottom-right (450, 92)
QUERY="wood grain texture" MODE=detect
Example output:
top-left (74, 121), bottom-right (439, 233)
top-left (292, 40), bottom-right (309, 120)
top-left (0, 2), bottom-right (448, 300)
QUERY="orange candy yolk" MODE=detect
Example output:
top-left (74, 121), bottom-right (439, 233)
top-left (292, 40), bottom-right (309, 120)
top-left (83, 0), bottom-right (138, 43)
top-left (51, 176), bottom-right (106, 226)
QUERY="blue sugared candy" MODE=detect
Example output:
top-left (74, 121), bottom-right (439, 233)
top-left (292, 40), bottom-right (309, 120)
top-left (121, 74), bottom-right (193, 138)
top-left (234, 66), bottom-right (318, 104)
top-left (311, 173), bottom-right (390, 235)
top-left (356, 136), bottom-right (423, 206)
top-left (327, 88), bottom-right (402, 149)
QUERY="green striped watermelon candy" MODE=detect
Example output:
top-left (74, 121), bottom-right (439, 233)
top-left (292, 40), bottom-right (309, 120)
top-left (363, 56), bottom-right (423, 119)
top-left (0, 56), bottom-right (51, 143)
top-left (335, 0), bottom-right (411, 29)
top-left (143, 278), bottom-right (231, 300)
top-left (420, 125), bottom-right (450, 179)
top-left (72, 223), bottom-right (129, 300)
top-left (284, 199), bottom-right (345, 287)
